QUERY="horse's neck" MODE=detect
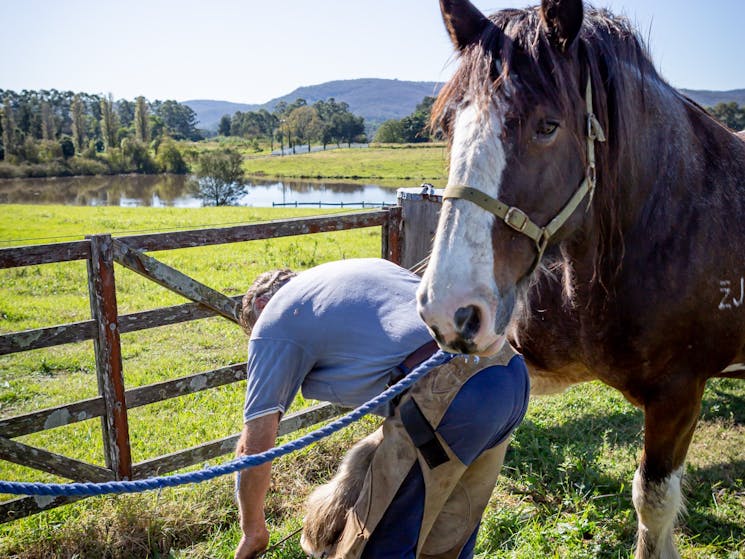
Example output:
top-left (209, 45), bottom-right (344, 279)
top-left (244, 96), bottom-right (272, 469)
top-left (564, 77), bottom-right (745, 296)
top-left (611, 79), bottom-right (745, 232)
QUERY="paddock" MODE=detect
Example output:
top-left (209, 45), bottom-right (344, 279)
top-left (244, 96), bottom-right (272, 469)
top-left (0, 194), bottom-right (742, 557)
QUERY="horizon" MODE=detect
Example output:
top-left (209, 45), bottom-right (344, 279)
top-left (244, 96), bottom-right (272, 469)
top-left (1, 1), bottom-right (743, 105)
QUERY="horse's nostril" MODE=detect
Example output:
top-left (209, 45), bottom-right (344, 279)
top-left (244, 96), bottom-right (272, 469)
top-left (454, 305), bottom-right (481, 341)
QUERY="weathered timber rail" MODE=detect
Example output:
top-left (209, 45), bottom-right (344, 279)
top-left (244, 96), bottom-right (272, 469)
top-left (0, 208), bottom-right (408, 522)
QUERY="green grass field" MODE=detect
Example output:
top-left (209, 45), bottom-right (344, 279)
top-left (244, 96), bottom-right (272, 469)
top-left (241, 143), bottom-right (449, 184)
top-left (0, 206), bottom-right (743, 558)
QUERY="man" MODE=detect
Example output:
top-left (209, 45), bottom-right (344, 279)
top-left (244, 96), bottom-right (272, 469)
top-left (234, 258), bottom-right (529, 559)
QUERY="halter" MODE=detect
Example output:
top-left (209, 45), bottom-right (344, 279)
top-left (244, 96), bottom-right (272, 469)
top-left (443, 77), bottom-right (606, 274)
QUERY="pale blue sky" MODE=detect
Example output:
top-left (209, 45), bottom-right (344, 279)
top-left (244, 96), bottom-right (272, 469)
top-left (0, 0), bottom-right (742, 103)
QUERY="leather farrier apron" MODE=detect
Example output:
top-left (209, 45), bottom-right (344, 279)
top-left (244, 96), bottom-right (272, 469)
top-left (331, 343), bottom-right (518, 559)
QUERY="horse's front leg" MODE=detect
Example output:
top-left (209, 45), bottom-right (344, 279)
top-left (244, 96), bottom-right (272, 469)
top-left (632, 378), bottom-right (706, 559)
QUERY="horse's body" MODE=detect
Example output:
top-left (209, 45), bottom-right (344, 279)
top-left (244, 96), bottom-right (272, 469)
top-left (418, 1), bottom-right (745, 557)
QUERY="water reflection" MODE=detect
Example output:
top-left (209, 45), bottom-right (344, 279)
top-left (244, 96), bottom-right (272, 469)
top-left (0, 175), bottom-right (399, 208)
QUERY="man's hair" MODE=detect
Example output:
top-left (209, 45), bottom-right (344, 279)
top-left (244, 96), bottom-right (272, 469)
top-left (240, 268), bottom-right (297, 334)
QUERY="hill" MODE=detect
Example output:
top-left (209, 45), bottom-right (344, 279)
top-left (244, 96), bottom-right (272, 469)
top-left (679, 89), bottom-right (745, 107)
top-left (184, 78), bottom-right (440, 131)
top-left (184, 79), bottom-right (745, 132)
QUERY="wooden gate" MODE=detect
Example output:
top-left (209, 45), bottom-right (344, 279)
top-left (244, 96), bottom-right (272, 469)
top-left (0, 208), bottom-right (409, 522)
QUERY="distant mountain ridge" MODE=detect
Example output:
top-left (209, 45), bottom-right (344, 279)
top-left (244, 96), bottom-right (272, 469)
top-left (679, 89), bottom-right (745, 108)
top-left (185, 78), bottom-right (440, 131)
top-left (184, 79), bottom-right (744, 132)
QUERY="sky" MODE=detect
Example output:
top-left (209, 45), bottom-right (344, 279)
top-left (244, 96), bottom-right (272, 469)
top-left (1, 0), bottom-right (743, 104)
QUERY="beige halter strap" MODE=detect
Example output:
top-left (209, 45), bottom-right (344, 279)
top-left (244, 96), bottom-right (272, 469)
top-left (443, 76), bottom-right (606, 274)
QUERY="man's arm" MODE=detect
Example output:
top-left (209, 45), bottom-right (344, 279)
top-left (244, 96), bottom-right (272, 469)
top-left (234, 412), bottom-right (280, 559)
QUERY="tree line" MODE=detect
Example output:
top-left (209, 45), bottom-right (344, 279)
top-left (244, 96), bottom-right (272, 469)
top-left (218, 97), bottom-right (367, 152)
top-left (0, 89), bottom-right (201, 177)
top-left (373, 97), bottom-right (438, 143)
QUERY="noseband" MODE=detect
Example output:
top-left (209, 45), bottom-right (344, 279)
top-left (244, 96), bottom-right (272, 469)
top-left (443, 77), bottom-right (606, 274)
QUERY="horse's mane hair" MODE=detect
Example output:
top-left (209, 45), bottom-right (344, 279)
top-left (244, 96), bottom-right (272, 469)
top-left (432, 6), bottom-right (669, 291)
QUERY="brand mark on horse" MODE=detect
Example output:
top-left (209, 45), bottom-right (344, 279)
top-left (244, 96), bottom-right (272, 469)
top-left (718, 277), bottom-right (744, 310)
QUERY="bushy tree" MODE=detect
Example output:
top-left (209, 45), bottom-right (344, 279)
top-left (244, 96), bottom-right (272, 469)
top-left (374, 119), bottom-right (405, 143)
top-left (708, 102), bottom-right (745, 131)
top-left (122, 138), bottom-right (157, 173)
top-left (156, 139), bottom-right (189, 173)
top-left (218, 114), bottom-right (231, 136)
top-left (58, 135), bottom-right (75, 159)
top-left (117, 99), bottom-right (135, 128)
top-left (373, 96), bottom-right (436, 143)
top-left (287, 105), bottom-right (322, 151)
top-left (156, 100), bottom-right (201, 140)
top-left (193, 149), bottom-right (246, 205)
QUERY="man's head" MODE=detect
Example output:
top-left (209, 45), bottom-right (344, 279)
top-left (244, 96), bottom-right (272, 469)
top-left (240, 268), bottom-right (297, 334)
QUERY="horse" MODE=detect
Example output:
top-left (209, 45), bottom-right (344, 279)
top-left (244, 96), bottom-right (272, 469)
top-left (417, 1), bottom-right (745, 557)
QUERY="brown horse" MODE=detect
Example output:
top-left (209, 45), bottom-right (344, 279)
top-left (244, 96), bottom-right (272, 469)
top-left (417, 1), bottom-right (745, 557)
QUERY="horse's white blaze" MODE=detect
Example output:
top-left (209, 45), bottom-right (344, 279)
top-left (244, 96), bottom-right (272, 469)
top-left (418, 101), bottom-right (507, 351)
top-left (632, 466), bottom-right (684, 559)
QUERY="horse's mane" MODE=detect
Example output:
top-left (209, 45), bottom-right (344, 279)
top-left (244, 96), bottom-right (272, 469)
top-left (432, 6), bottom-right (671, 291)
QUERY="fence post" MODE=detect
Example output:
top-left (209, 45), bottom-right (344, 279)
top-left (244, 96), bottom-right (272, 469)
top-left (382, 205), bottom-right (403, 265)
top-left (396, 187), bottom-right (443, 270)
top-left (86, 234), bottom-right (132, 480)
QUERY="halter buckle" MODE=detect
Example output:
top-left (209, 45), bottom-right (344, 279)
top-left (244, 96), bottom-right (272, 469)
top-left (504, 207), bottom-right (529, 232)
top-left (587, 113), bottom-right (606, 143)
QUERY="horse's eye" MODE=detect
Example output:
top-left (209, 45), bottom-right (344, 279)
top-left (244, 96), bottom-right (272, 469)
top-left (536, 120), bottom-right (559, 138)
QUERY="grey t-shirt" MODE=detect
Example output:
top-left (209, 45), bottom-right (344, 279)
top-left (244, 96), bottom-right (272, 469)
top-left (243, 258), bottom-right (433, 422)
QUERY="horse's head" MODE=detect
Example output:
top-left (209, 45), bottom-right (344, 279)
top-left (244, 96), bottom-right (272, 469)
top-left (418, 0), bottom-right (606, 354)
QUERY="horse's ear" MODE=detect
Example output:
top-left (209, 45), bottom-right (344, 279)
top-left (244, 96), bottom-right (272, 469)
top-left (440, 0), bottom-right (490, 51)
top-left (540, 0), bottom-right (584, 52)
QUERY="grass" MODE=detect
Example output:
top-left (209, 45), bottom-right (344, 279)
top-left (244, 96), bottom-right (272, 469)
top-left (241, 143), bottom-right (449, 184)
top-left (1, 206), bottom-right (744, 558)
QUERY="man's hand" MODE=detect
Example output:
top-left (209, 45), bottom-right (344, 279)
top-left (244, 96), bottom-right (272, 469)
top-left (234, 526), bottom-right (270, 559)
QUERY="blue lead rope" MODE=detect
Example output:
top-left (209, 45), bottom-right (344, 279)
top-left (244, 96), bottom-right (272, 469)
top-left (0, 350), bottom-right (456, 497)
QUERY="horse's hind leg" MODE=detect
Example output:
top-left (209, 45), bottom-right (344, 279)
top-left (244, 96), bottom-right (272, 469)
top-left (632, 379), bottom-right (705, 559)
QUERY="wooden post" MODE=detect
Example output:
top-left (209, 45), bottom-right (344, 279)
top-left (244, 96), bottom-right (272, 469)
top-left (86, 234), bottom-right (132, 480)
top-left (396, 187), bottom-right (443, 270)
top-left (383, 205), bottom-right (403, 265)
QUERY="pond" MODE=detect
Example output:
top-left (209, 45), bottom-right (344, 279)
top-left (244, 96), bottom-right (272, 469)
top-left (0, 174), bottom-right (401, 208)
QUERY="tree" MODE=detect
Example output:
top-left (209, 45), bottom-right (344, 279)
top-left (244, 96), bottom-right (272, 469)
top-left (334, 112), bottom-right (366, 147)
top-left (134, 96), bottom-right (150, 143)
top-left (218, 114), bottom-right (231, 136)
top-left (71, 94), bottom-right (86, 153)
top-left (156, 100), bottom-right (201, 140)
top-left (193, 149), bottom-right (246, 206)
top-left (1, 95), bottom-right (17, 158)
top-left (41, 101), bottom-right (55, 141)
top-left (117, 99), bottom-right (135, 128)
top-left (708, 102), bottom-right (745, 131)
top-left (372, 96), bottom-right (435, 143)
top-left (156, 138), bottom-right (189, 173)
top-left (121, 138), bottom-right (157, 173)
top-left (374, 119), bottom-right (405, 143)
top-left (58, 135), bottom-right (75, 159)
top-left (287, 106), bottom-right (322, 151)
top-left (100, 94), bottom-right (118, 150)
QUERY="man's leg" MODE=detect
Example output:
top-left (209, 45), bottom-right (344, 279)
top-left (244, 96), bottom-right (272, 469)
top-left (363, 356), bottom-right (529, 558)
top-left (361, 463), bottom-right (425, 559)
